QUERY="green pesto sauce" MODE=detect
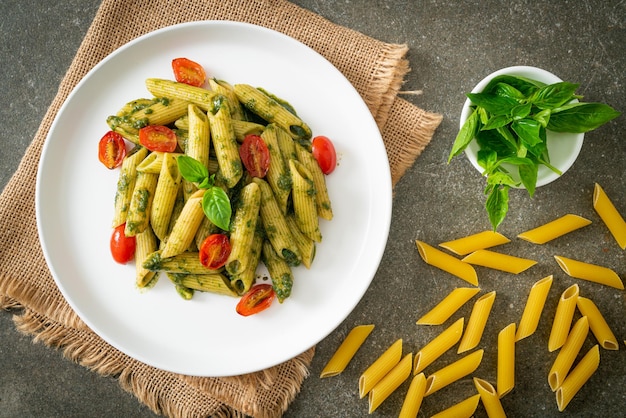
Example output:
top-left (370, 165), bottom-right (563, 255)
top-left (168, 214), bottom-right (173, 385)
top-left (282, 249), bottom-right (300, 267)
top-left (278, 174), bottom-right (292, 190)
top-left (136, 189), bottom-right (150, 213)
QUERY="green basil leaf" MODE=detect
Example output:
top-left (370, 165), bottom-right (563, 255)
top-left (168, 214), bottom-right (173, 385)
top-left (177, 155), bottom-right (209, 184)
top-left (482, 75), bottom-right (545, 97)
top-left (202, 187), bottom-right (232, 231)
top-left (512, 118), bottom-right (542, 148)
top-left (533, 108), bottom-right (551, 128)
top-left (529, 81), bottom-right (579, 110)
top-left (476, 128), bottom-right (516, 157)
top-left (448, 107), bottom-right (479, 162)
top-left (466, 92), bottom-right (519, 115)
top-left (487, 171), bottom-right (518, 188)
top-left (497, 156), bottom-right (535, 167)
top-left (477, 149), bottom-right (498, 173)
top-left (547, 102), bottom-right (621, 133)
top-left (492, 82), bottom-right (526, 100)
top-left (482, 114), bottom-right (513, 131)
top-left (518, 163), bottom-right (538, 197)
top-left (511, 103), bottom-right (532, 119)
top-left (485, 184), bottom-right (509, 231)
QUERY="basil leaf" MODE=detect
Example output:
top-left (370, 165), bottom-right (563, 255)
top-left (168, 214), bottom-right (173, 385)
top-left (476, 128), bottom-right (516, 157)
top-left (547, 102), bottom-right (621, 133)
top-left (485, 184), bottom-right (509, 231)
top-left (492, 82), bottom-right (526, 100)
top-left (467, 93), bottom-right (519, 115)
top-left (511, 103), bottom-right (532, 119)
top-left (482, 75), bottom-right (545, 96)
top-left (177, 155), bottom-right (209, 184)
top-left (518, 162), bottom-right (538, 197)
top-left (448, 107), bottom-right (479, 162)
top-left (477, 149), bottom-right (498, 173)
top-left (482, 114), bottom-right (512, 131)
top-left (529, 81), bottom-right (579, 110)
top-left (533, 108), bottom-right (551, 128)
top-left (202, 187), bottom-right (232, 231)
top-left (512, 118), bottom-right (542, 148)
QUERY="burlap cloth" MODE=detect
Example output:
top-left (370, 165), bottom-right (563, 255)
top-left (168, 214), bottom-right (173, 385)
top-left (0, 0), bottom-right (442, 416)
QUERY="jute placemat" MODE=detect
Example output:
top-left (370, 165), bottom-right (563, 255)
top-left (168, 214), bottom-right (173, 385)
top-left (0, 0), bottom-right (442, 416)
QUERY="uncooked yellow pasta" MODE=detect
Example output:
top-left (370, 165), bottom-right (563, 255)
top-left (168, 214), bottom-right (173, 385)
top-left (368, 353), bottom-right (412, 414)
top-left (593, 182), bottom-right (626, 249)
top-left (556, 345), bottom-right (600, 412)
top-left (458, 291), bottom-right (496, 353)
top-left (548, 316), bottom-right (589, 392)
top-left (576, 296), bottom-right (619, 350)
top-left (424, 349), bottom-right (484, 396)
top-left (517, 214), bottom-right (592, 244)
top-left (359, 339), bottom-right (402, 399)
top-left (548, 284), bottom-right (580, 352)
top-left (554, 255), bottom-right (624, 290)
top-left (439, 230), bottom-right (510, 255)
top-left (413, 317), bottom-right (464, 374)
top-left (416, 287), bottom-right (480, 325)
top-left (430, 394), bottom-right (481, 418)
top-left (415, 240), bottom-right (478, 286)
top-left (398, 372), bottom-right (426, 418)
top-left (497, 323), bottom-right (516, 397)
top-left (516, 275), bottom-right (553, 341)
top-left (474, 377), bottom-right (507, 418)
top-left (462, 249), bottom-right (537, 274)
top-left (320, 324), bottom-right (375, 378)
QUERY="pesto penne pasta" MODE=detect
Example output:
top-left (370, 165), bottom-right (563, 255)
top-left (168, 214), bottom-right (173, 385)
top-left (232, 120), bottom-right (265, 142)
top-left (125, 170), bottom-right (159, 237)
top-left (151, 153), bottom-right (183, 241)
top-left (262, 240), bottom-right (294, 303)
top-left (208, 97), bottom-right (243, 188)
top-left (183, 104), bottom-right (210, 200)
top-left (112, 146), bottom-right (149, 228)
top-left (160, 189), bottom-right (205, 258)
top-left (233, 84), bottom-right (312, 140)
top-left (229, 220), bottom-right (263, 295)
top-left (136, 151), bottom-right (164, 174)
top-left (170, 272), bottom-right (238, 297)
top-left (145, 78), bottom-right (217, 111)
top-left (135, 225), bottom-right (158, 288)
top-left (295, 142), bottom-right (333, 220)
top-left (261, 124), bottom-right (291, 213)
top-left (194, 216), bottom-right (218, 250)
top-left (225, 182), bottom-right (261, 275)
top-left (286, 214), bottom-right (315, 269)
top-left (289, 159), bottom-right (322, 243)
top-left (208, 78), bottom-right (245, 121)
top-left (142, 250), bottom-right (219, 275)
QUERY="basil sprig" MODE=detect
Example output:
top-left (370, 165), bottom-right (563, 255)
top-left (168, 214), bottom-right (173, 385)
top-left (176, 155), bottom-right (232, 231)
top-left (449, 74), bottom-right (620, 230)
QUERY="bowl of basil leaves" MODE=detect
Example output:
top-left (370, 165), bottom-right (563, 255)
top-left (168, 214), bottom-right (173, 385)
top-left (449, 65), bottom-right (620, 230)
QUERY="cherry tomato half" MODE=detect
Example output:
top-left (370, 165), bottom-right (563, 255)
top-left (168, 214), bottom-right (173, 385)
top-left (199, 234), bottom-right (232, 270)
top-left (311, 135), bottom-right (337, 174)
top-left (239, 134), bottom-right (270, 178)
top-left (110, 223), bottom-right (136, 264)
top-left (98, 131), bottom-right (126, 169)
top-left (139, 125), bottom-right (178, 152)
top-left (172, 58), bottom-right (206, 87)
top-left (236, 284), bottom-right (276, 316)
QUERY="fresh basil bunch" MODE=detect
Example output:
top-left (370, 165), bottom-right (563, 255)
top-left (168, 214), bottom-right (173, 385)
top-left (448, 74), bottom-right (620, 230)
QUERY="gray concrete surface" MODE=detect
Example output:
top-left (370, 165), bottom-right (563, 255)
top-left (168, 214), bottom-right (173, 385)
top-left (1, 1), bottom-right (624, 417)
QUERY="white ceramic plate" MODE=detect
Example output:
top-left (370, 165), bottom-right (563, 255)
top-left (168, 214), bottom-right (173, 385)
top-left (461, 66), bottom-right (584, 188)
top-left (36, 21), bottom-right (392, 377)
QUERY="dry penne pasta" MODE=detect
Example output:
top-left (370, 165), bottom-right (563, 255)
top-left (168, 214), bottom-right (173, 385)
top-left (416, 287), bottom-right (480, 325)
top-left (576, 296), bottom-right (619, 350)
top-left (497, 323), bottom-right (516, 397)
top-left (458, 291), bottom-right (496, 353)
top-left (424, 349), bottom-right (484, 396)
top-left (516, 275), bottom-right (553, 341)
top-left (368, 353), bottom-right (412, 414)
top-left (415, 240), bottom-right (478, 285)
top-left (320, 324), bottom-right (374, 378)
top-left (548, 316), bottom-right (589, 391)
top-left (554, 255), bottom-right (624, 289)
top-left (548, 284), bottom-right (579, 352)
top-left (462, 249), bottom-right (537, 274)
top-left (474, 377), bottom-right (507, 418)
top-left (517, 214), bottom-right (592, 244)
top-left (593, 182), bottom-right (626, 249)
top-left (556, 345), bottom-right (600, 411)
top-left (359, 339), bottom-right (402, 399)
top-left (398, 372), bottom-right (426, 418)
top-left (413, 317), bottom-right (464, 374)
top-left (439, 230), bottom-right (510, 255)
top-left (430, 394), bottom-right (481, 418)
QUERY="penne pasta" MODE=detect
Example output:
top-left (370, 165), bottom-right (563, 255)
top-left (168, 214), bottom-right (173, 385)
top-left (208, 78), bottom-right (245, 120)
top-left (112, 146), bottom-right (149, 228)
top-left (225, 182), bottom-right (261, 276)
top-left (286, 214), bottom-right (316, 269)
top-left (261, 124), bottom-right (291, 214)
top-left (548, 316), bottom-right (589, 391)
top-left (169, 272), bottom-right (238, 297)
top-left (430, 394), bottom-right (481, 418)
top-left (183, 104), bottom-right (211, 200)
top-left (439, 230), bottom-right (510, 255)
top-left (424, 349), bottom-right (484, 396)
top-left (516, 275), bottom-right (553, 341)
top-left (295, 142), bottom-right (333, 221)
top-left (415, 240), bottom-right (478, 286)
top-left (398, 372), bottom-right (426, 418)
top-left (261, 240), bottom-right (294, 303)
top-left (556, 345), bottom-right (600, 411)
top-left (462, 249), bottom-right (537, 274)
top-left (142, 250), bottom-right (219, 275)
top-left (289, 159), bottom-right (322, 242)
top-left (145, 78), bottom-right (216, 111)
top-left (458, 291), bottom-right (496, 353)
top-left (497, 323), bottom-right (516, 397)
top-left (320, 324), bottom-right (375, 378)
top-left (150, 153), bottom-right (182, 241)
top-left (576, 296), bottom-right (619, 350)
top-left (368, 353), bottom-right (413, 414)
top-left (413, 317), bottom-right (464, 374)
top-left (416, 287), bottom-right (480, 326)
top-left (517, 214), bottom-right (592, 244)
top-left (593, 182), bottom-right (626, 249)
top-left (359, 339), bottom-right (402, 399)
top-left (548, 284), bottom-right (580, 352)
top-left (208, 97), bottom-right (243, 188)
top-left (474, 377), bottom-right (507, 418)
top-left (135, 225), bottom-right (158, 288)
top-left (554, 255), bottom-right (624, 290)
top-left (124, 170), bottom-right (159, 237)
top-left (160, 190), bottom-right (206, 258)
top-left (228, 221), bottom-right (263, 295)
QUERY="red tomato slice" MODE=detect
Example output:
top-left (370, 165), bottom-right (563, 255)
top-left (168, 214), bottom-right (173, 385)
top-left (110, 223), bottom-right (136, 264)
top-left (199, 234), bottom-right (232, 270)
top-left (172, 58), bottom-right (206, 87)
top-left (139, 125), bottom-right (178, 152)
top-left (311, 135), bottom-right (337, 174)
top-left (98, 131), bottom-right (126, 169)
top-left (236, 284), bottom-right (276, 316)
top-left (239, 134), bottom-right (270, 178)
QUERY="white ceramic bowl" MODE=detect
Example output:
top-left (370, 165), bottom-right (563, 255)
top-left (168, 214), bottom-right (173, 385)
top-left (460, 66), bottom-right (584, 188)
